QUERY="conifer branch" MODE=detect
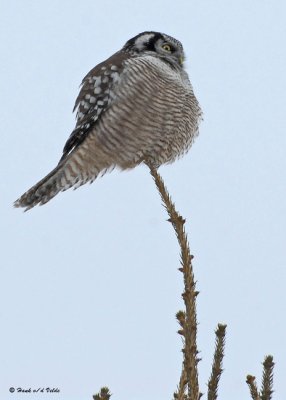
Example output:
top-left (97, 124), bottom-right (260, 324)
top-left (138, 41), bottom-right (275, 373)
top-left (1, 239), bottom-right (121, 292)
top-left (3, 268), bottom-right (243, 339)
top-left (261, 356), bottom-right (274, 400)
top-left (174, 311), bottom-right (188, 400)
top-left (93, 387), bottom-right (112, 400)
top-left (246, 375), bottom-right (260, 400)
top-left (91, 166), bottom-right (275, 400)
top-left (246, 355), bottom-right (275, 400)
top-left (207, 324), bottom-right (227, 400)
top-left (148, 164), bottom-right (201, 400)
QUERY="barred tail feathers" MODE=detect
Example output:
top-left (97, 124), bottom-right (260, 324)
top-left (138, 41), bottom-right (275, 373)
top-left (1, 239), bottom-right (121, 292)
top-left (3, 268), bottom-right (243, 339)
top-left (14, 149), bottom-right (101, 211)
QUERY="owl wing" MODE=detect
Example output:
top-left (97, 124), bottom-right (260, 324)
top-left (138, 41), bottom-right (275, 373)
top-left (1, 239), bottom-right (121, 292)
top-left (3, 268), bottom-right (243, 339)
top-left (14, 51), bottom-right (130, 210)
top-left (60, 51), bottom-right (129, 161)
top-left (15, 53), bottom-right (184, 211)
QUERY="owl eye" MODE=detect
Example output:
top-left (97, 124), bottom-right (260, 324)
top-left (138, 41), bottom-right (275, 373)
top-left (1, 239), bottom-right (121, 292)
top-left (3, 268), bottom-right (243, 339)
top-left (162, 44), bottom-right (172, 52)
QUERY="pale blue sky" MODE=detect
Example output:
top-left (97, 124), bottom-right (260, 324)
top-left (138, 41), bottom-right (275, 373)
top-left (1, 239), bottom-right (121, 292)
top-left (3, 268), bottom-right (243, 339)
top-left (1, 1), bottom-right (286, 399)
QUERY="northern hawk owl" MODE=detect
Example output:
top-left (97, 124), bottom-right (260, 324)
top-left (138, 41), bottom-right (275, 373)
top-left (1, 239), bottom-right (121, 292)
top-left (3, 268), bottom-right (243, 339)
top-left (15, 31), bottom-right (202, 210)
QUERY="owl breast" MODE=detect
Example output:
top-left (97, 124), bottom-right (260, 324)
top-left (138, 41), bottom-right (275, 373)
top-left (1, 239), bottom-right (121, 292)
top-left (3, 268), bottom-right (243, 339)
top-left (89, 55), bottom-right (202, 169)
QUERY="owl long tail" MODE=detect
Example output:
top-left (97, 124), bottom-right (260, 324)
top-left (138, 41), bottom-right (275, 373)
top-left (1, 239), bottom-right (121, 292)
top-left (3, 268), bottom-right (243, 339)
top-left (15, 167), bottom-right (62, 211)
top-left (14, 145), bottom-right (103, 211)
top-left (14, 120), bottom-right (146, 211)
top-left (14, 161), bottom-right (76, 211)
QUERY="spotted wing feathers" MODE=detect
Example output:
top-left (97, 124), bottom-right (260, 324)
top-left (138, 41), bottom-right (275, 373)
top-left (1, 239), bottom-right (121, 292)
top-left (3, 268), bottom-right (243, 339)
top-left (61, 52), bottom-right (127, 160)
top-left (14, 52), bottom-right (127, 210)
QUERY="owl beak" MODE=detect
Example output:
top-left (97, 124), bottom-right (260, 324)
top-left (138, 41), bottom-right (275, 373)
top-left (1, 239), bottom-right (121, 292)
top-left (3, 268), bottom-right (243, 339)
top-left (179, 56), bottom-right (185, 65)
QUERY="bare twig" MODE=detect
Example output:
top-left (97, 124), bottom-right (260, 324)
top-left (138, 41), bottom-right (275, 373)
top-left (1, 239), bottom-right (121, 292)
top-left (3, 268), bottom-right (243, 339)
top-left (207, 324), bottom-right (227, 400)
top-left (148, 164), bottom-right (201, 400)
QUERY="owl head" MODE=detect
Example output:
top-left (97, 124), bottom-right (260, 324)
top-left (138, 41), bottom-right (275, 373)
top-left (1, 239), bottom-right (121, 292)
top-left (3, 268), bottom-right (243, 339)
top-left (123, 31), bottom-right (185, 67)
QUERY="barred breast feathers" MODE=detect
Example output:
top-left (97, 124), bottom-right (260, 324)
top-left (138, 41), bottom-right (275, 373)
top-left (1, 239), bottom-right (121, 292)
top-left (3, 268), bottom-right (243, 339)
top-left (103, 54), bottom-right (202, 166)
